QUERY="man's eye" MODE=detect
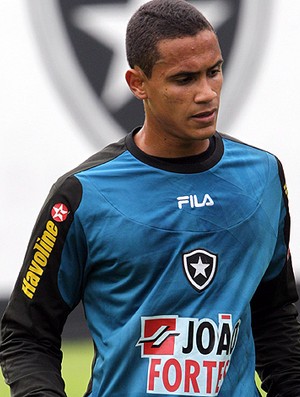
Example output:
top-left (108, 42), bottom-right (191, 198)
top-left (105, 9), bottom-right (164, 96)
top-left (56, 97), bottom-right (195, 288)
top-left (209, 68), bottom-right (222, 78)
top-left (175, 76), bottom-right (194, 85)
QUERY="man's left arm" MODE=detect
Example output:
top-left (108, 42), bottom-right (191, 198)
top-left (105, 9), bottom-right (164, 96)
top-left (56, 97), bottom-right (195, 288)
top-left (251, 254), bottom-right (300, 396)
top-left (251, 158), bottom-right (300, 396)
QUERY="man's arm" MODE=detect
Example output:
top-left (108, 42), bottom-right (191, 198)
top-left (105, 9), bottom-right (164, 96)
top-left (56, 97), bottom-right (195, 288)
top-left (0, 291), bottom-right (70, 396)
top-left (0, 175), bottom-right (84, 396)
top-left (251, 158), bottom-right (300, 396)
top-left (251, 255), bottom-right (300, 397)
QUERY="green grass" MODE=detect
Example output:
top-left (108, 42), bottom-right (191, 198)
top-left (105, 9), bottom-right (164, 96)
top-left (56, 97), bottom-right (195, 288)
top-left (62, 339), bottom-right (94, 396)
top-left (0, 339), bottom-right (266, 396)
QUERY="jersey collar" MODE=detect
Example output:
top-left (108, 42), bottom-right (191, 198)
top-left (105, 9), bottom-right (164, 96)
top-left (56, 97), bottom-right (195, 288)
top-left (125, 127), bottom-right (224, 174)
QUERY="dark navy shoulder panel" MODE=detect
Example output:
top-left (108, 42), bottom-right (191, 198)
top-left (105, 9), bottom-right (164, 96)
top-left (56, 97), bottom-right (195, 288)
top-left (55, 135), bottom-right (127, 188)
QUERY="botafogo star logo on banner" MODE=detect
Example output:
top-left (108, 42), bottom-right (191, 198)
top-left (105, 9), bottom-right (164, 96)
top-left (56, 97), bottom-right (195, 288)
top-left (28, 0), bottom-right (272, 147)
top-left (72, 0), bottom-right (233, 112)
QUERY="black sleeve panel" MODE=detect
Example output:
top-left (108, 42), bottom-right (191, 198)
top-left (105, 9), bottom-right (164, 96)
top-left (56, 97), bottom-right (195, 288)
top-left (0, 175), bottom-right (83, 397)
top-left (251, 258), bottom-right (300, 396)
top-left (251, 158), bottom-right (300, 396)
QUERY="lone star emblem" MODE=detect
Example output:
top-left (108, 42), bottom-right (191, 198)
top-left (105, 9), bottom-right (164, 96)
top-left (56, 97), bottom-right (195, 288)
top-left (182, 249), bottom-right (218, 292)
top-left (190, 256), bottom-right (211, 279)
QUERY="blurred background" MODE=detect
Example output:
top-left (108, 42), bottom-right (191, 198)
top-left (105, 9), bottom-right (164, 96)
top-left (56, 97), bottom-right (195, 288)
top-left (1, 0), bottom-right (300, 338)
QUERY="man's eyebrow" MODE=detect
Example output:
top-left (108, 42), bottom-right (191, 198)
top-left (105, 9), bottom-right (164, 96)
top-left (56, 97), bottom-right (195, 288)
top-left (211, 59), bottom-right (224, 68)
top-left (205, 59), bottom-right (224, 71)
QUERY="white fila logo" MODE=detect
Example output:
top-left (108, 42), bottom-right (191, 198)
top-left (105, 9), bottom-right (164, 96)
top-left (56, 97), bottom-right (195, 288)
top-left (177, 194), bottom-right (214, 209)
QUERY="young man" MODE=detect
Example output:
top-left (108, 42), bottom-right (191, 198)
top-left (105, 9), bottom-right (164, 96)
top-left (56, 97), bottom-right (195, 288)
top-left (1, 0), bottom-right (300, 396)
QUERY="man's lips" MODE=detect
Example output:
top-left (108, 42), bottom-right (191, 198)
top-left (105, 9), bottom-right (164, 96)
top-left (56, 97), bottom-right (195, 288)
top-left (191, 109), bottom-right (217, 124)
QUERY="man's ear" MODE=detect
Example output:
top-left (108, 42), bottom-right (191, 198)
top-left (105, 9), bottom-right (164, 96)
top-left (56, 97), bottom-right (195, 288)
top-left (125, 67), bottom-right (148, 100)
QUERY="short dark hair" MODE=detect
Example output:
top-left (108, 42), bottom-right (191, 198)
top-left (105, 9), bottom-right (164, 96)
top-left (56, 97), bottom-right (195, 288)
top-left (126, 0), bottom-right (215, 78)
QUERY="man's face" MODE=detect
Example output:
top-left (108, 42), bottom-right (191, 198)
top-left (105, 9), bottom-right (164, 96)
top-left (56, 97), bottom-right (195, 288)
top-left (142, 30), bottom-right (223, 155)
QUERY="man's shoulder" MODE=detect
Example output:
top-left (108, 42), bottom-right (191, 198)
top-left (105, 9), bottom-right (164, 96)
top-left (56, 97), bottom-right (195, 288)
top-left (219, 132), bottom-right (283, 182)
top-left (74, 135), bottom-right (127, 175)
top-left (61, 135), bottom-right (127, 177)
top-left (47, 135), bottom-right (127, 198)
top-left (219, 131), bottom-right (279, 162)
top-left (220, 132), bottom-right (274, 155)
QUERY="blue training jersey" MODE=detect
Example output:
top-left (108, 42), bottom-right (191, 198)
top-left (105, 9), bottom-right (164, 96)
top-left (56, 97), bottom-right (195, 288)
top-left (1, 130), bottom-right (300, 396)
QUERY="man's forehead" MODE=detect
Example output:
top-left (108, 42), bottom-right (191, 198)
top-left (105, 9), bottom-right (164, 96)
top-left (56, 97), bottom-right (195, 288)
top-left (157, 30), bottom-right (219, 53)
top-left (155, 31), bottom-right (221, 66)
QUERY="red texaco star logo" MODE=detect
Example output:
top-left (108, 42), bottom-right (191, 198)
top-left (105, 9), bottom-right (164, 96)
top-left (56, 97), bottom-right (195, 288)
top-left (51, 203), bottom-right (69, 222)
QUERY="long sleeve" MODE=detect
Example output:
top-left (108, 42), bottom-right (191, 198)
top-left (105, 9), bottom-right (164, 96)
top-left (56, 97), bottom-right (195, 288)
top-left (0, 175), bottom-right (84, 396)
top-left (251, 159), bottom-right (300, 396)
top-left (251, 256), bottom-right (300, 396)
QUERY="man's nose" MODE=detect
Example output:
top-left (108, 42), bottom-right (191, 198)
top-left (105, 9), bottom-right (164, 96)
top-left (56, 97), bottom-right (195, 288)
top-left (194, 78), bottom-right (218, 103)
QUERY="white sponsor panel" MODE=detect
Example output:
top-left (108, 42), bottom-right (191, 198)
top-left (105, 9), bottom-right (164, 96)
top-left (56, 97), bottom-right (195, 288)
top-left (137, 314), bottom-right (241, 395)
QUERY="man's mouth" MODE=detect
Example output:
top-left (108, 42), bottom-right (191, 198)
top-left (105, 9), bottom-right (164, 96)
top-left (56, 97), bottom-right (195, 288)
top-left (191, 109), bottom-right (217, 123)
